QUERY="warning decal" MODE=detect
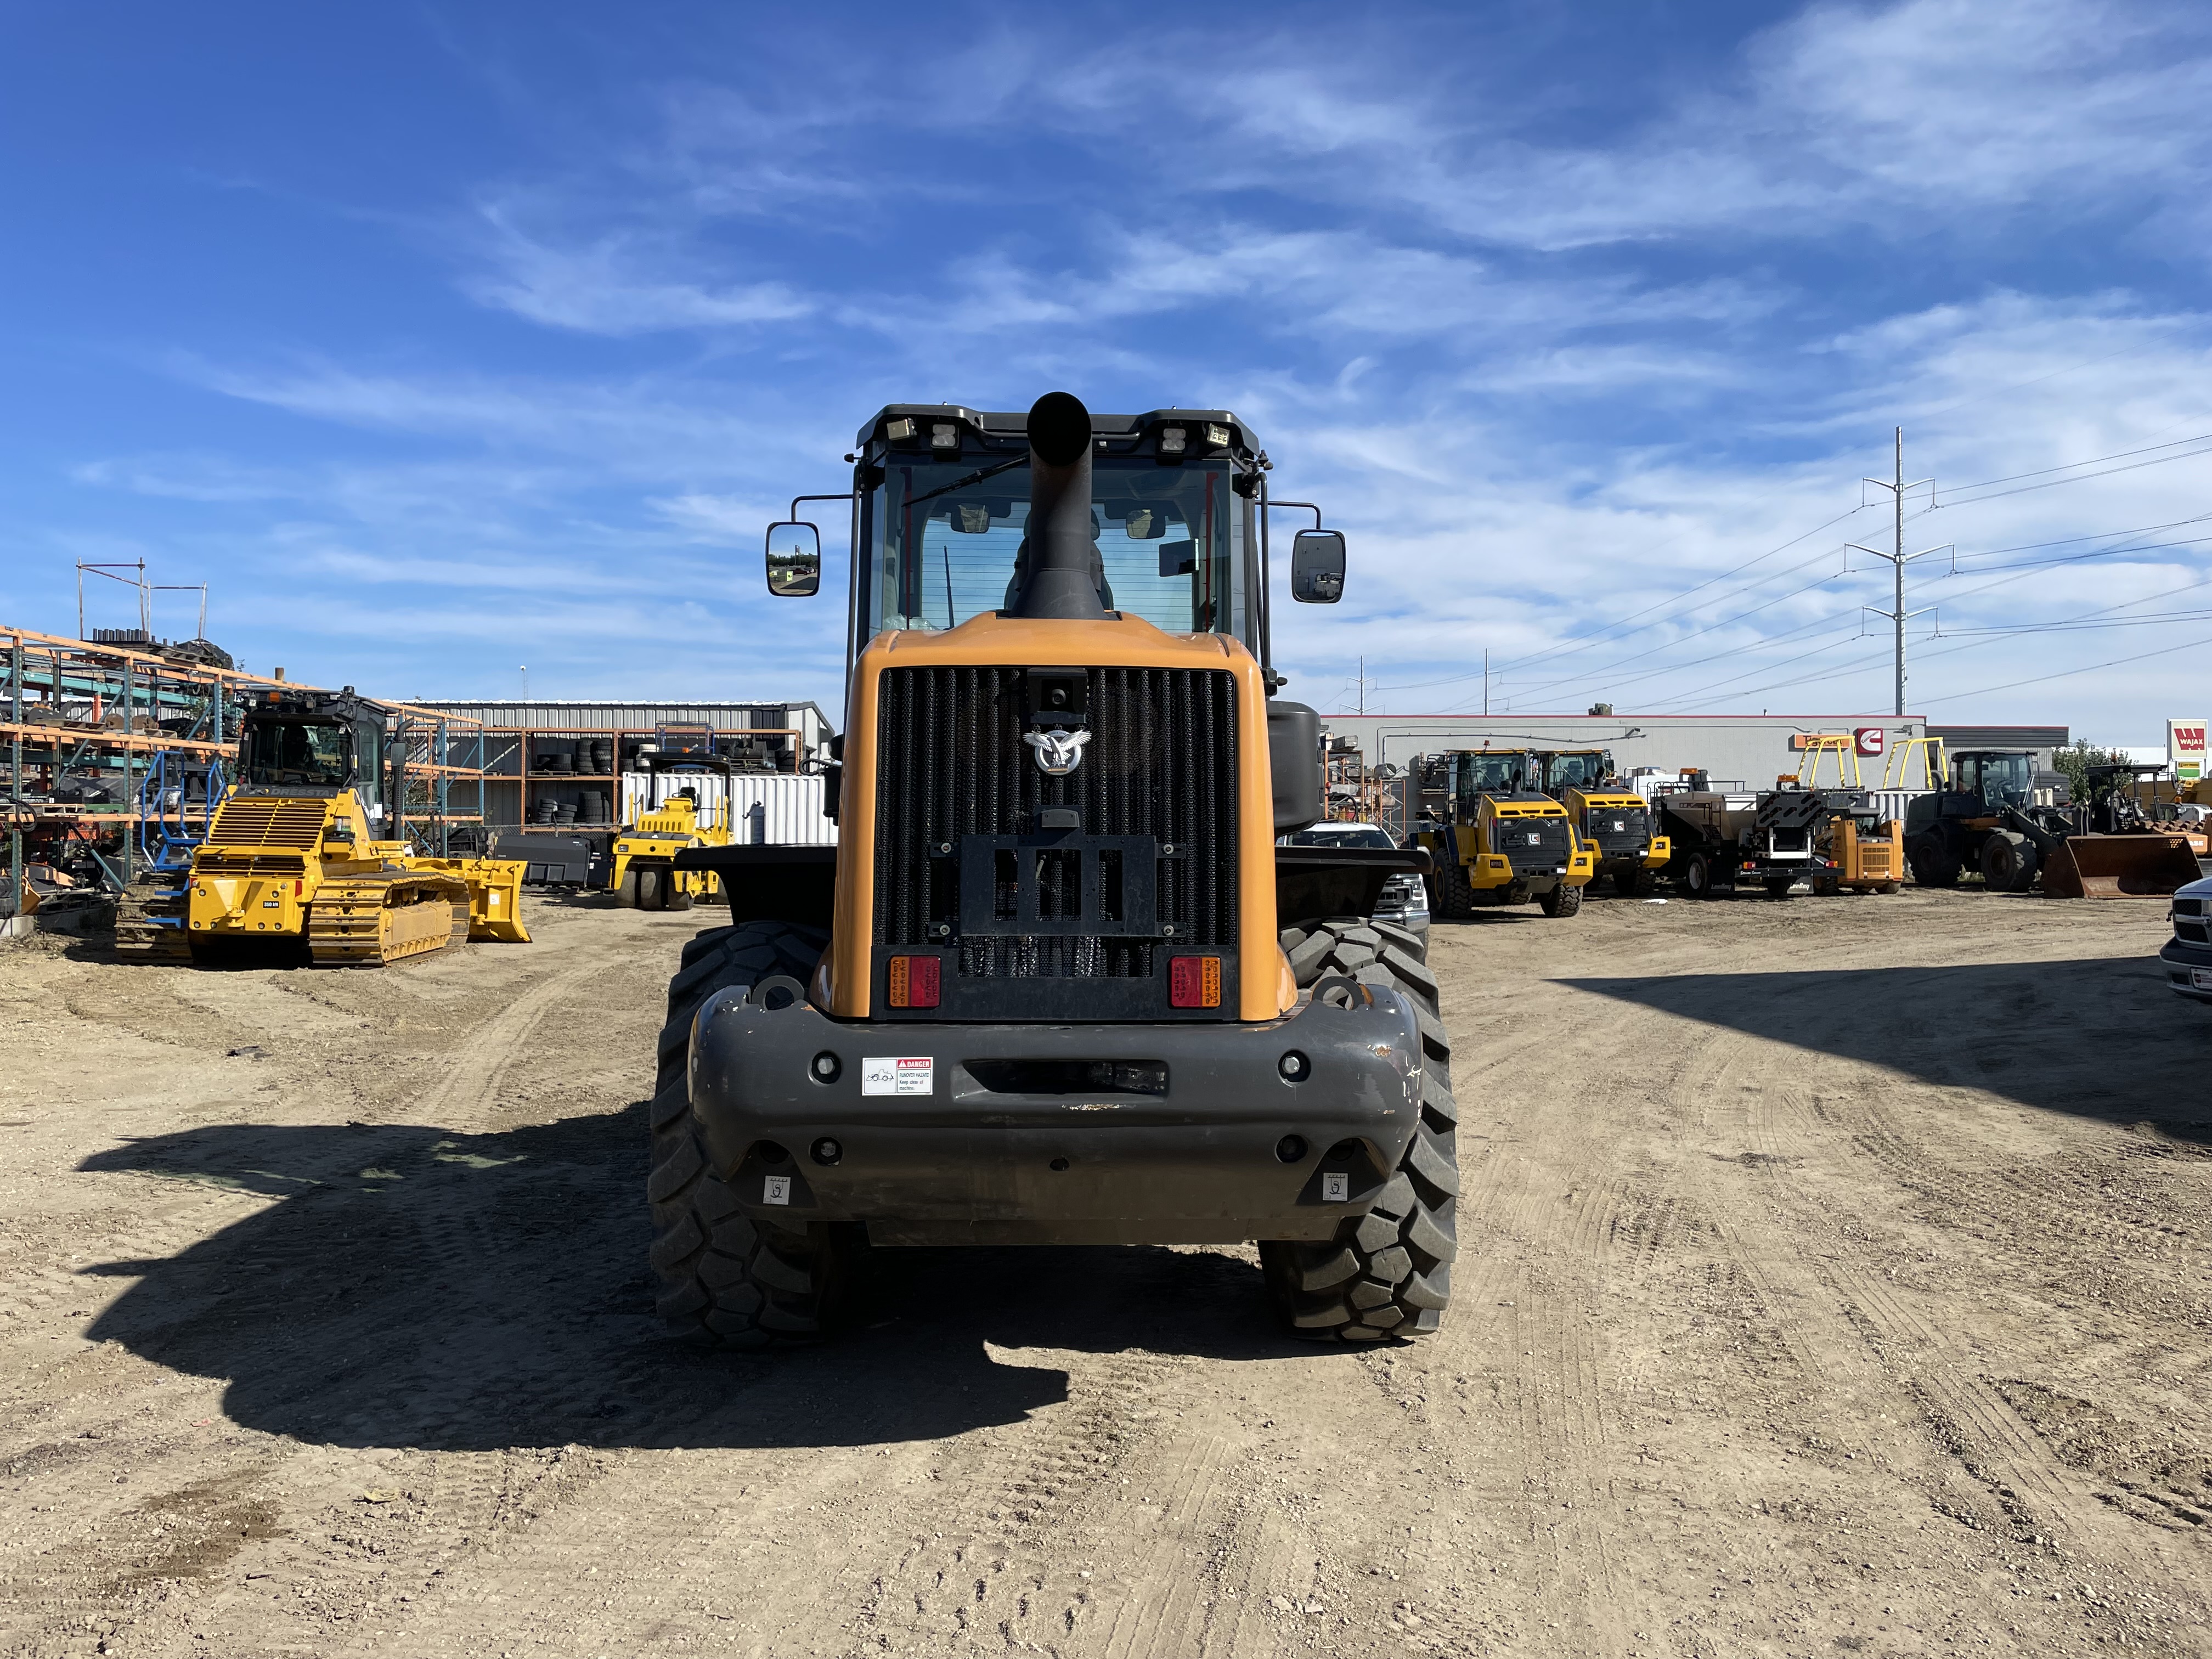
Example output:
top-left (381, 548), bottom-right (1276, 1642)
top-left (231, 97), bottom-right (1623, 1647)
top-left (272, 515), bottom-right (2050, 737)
top-left (862, 1056), bottom-right (935, 1097)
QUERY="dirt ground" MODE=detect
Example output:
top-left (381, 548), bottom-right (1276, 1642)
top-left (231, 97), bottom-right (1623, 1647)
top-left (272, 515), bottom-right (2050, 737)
top-left (2, 884), bottom-right (2208, 1658)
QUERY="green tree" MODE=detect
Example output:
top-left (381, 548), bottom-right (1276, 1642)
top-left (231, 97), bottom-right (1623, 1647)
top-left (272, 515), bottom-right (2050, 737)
top-left (2051, 739), bottom-right (2134, 803)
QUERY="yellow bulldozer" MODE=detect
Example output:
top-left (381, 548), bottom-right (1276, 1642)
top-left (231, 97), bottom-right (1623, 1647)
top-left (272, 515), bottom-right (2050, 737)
top-left (174, 687), bottom-right (529, 966)
top-left (1534, 748), bottom-right (1669, 898)
top-left (1409, 748), bottom-right (1598, 917)
top-left (642, 392), bottom-right (1455, 1349)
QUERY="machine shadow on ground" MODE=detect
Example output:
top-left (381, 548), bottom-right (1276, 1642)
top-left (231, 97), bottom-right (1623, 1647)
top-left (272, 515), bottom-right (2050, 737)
top-left (76, 1112), bottom-right (1318, 1455)
top-left (1558, 954), bottom-right (2210, 1135)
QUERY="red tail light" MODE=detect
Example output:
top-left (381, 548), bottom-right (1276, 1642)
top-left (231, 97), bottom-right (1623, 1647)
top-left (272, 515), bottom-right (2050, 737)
top-left (888, 955), bottom-right (940, 1009)
top-left (1169, 956), bottom-right (1221, 1008)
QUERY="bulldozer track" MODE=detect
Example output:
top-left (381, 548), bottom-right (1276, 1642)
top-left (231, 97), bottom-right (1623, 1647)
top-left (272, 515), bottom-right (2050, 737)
top-left (305, 870), bottom-right (471, 968)
top-left (112, 873), bottom-right (194, 964)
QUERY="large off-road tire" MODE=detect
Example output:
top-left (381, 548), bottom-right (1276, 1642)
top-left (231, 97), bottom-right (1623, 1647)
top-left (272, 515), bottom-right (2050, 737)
top-left (634, 867), bottom-right (664, 910)
top-left (1265, 918), bottom-right (1457, 1342)
top-left (1763, 877), bottom-right (1795, 901)
top-left (1684, 854), bottom-right (1716, 899)
top-left (1616, 866), bottom-right (1656, 899)
top-left (616, 870), bottom-right (641, 908)
top-left (1431, 851), bottom-right (1475, 921)
top-left (660, 874), bottom-right (695, 913)
top-left (1910, 836), bottom-right (1961, 889)
top-left (1539, 881), bottom-right (1583, 918)
top-left (1981, 830), bottom-right (2038, 893)
top-left (647, 919), bottom-right (847, 1348)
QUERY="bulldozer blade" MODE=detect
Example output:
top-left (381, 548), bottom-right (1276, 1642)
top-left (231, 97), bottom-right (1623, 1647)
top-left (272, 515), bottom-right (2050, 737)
top-left (2042, 833), bottom-right (2203, 900)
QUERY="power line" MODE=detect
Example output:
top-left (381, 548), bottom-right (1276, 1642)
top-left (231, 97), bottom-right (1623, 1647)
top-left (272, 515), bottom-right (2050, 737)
top-left (1921, 631), bottom-right (2212, 706)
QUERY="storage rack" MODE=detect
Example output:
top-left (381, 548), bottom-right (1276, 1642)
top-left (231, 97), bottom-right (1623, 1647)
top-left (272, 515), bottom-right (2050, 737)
top-left (4, 623), bottom-right (497, 918)
top-left (479, 724), bottom-right (811, 832)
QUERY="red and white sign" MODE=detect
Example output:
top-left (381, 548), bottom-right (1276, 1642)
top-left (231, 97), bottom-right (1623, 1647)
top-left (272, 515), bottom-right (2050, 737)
top-left (862, 1056), bottom-right (935, 1097)
top-left (2170, 718), bottom-right (2207, 783)
top-left (1854, 727), bottom-right (1887, 758)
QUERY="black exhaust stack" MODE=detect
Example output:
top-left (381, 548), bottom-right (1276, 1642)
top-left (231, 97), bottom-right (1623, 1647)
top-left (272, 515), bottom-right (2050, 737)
top-left (1007, 391), bottom-right (1109, 620)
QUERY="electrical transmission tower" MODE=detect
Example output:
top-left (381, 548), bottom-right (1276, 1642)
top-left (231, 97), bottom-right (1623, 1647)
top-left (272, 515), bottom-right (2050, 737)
top-left (1848, 427), bottom-right (1947, 716)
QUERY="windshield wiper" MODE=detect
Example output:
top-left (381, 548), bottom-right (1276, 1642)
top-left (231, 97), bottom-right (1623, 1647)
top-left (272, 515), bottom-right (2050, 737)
top-left (905, 453), bottom-right (1028, 510)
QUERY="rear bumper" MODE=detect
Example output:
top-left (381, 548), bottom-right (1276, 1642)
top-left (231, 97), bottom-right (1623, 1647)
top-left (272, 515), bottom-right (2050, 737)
top-left (686, 981), bottom-right (1425, 1246)
top-left (2158, 936), bottom-right (2212, 1003)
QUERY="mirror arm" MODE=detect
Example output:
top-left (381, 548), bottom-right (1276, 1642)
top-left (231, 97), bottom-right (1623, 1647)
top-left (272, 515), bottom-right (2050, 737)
top-left (789, 492), bottom-right (856, 518)
top-left (1267, 500), bottom-right (1324, 530)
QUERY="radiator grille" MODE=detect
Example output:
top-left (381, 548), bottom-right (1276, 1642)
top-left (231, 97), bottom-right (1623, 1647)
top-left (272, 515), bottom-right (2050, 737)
top-left (1498, 816), bottom-right (1573, 872)
top-left (873, 666), bottom-right (1239, 982)
top-left (207, 799), bottom-right (327, 849)
top-left (1583, 805), bottom-right (1650, 859)
top-left (196, 851), bottom-right (308, 877)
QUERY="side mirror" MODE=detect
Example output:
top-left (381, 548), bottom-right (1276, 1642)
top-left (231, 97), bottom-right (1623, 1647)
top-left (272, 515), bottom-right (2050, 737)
top-left (1289, 528), bottom-right (1346, 604)
top-left (765, 521), bottom-right (822, 597)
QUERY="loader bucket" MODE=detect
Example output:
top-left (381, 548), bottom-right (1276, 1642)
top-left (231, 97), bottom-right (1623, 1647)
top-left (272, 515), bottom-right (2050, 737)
top-left (2041, 834), bottom-right (2202, 900)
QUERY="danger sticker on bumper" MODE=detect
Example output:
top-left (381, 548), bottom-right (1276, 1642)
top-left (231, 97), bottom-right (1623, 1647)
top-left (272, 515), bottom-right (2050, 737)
top-left (862, 1056), bottom-right (934, 1097)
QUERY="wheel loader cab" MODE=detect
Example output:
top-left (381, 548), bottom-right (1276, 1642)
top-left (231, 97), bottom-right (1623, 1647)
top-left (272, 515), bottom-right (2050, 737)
top-left (1951, 751), bottom-right (2033, 810)
top-left (650, 392), bottom-right (1458, 1351)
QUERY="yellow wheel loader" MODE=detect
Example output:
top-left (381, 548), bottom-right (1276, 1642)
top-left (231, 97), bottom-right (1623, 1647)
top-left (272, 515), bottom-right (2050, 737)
top-left (1409, 749), bottom-right (1598, 918)
top-left (183, 687), bottom-right (529, 966)
top-left (1534, 748), bottom-right (1668, 898)
top-left (644, 393), bottom-right (1455, 1349)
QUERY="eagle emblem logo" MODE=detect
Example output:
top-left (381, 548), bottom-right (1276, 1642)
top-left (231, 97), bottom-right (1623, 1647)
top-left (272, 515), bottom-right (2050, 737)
top-left (1023, 727), bottom-right (1092, 776)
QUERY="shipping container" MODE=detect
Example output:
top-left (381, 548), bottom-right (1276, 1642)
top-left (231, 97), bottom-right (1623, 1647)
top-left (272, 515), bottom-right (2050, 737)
top-left (617, 772), bottom-right (836, 845)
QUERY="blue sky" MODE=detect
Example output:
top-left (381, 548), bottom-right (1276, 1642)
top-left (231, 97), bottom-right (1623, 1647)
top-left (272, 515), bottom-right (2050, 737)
top-left (4, 1), bottom-right (2210, 741)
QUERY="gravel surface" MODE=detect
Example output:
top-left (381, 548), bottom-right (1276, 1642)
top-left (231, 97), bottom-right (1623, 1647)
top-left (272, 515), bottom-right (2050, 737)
top-left (1, 885), bottom-right (2207, 1657)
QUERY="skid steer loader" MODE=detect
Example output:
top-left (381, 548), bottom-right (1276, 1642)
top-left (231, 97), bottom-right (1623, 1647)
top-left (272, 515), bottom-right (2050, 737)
top-left (181, 687), bottom-right (531, 965)
top-left (1406, 749), bottom-right (1598, 918)
top-left (646, 393), bottom-right (1454, 1348)
top-left (1533, 748), bottom-right (1669, 898)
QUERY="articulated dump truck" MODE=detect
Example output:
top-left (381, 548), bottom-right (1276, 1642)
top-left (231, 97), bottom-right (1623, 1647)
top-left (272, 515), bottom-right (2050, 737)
top-left (648, 393), bottom-right (1457, 1347)
top-left (155, 687), bottom-right (529, 967)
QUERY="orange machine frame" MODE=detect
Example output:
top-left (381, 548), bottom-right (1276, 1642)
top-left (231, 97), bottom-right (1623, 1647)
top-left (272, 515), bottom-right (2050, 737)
top-left (827, 613), bottom-right (1285, 1022)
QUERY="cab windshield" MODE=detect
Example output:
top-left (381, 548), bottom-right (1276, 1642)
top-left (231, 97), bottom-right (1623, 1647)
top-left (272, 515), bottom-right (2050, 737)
top-left (242, 720), bottom-right (351, 788)
top-left (862, 458), bottom-right (1243, 640)
top-left (1544, 752), bottom-right (1613, 791)
top-left (1456, 753), bottom-right (1533, 804)
top-left (1956, 752), bottom-right (2033, 806)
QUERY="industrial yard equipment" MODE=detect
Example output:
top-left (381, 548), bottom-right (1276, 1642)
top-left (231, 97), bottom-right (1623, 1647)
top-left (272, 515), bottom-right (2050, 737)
top-left (611, 788), bottom-right (731, 910)
top-left (1654, 766), bottom-right (1865, 899)
top-left (1534, 748), bottom-right (1669, 898)
top-left (182, 687), bottom-right (531, 964)
top-left (1786, 735), bottom-right (1901, 896)
top-left (646, 393), bottom-right (1453, 1348)
top-left (1905, 751), bottom-right (2198, 899)
top-left (1407, 749), bottom-right (1597, 917)
top-left (114, 748), bottom-right (227, 962)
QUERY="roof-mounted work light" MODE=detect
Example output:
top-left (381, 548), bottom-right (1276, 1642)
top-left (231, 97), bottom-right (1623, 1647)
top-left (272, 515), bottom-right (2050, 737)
top-left (929, 421), bottom-right (960, 453)
top-left (1158, 425), bottom-right (1187, 456)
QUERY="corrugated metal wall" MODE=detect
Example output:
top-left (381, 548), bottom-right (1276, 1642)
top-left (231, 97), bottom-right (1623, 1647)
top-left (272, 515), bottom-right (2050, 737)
top-left (618, 772), bottom-right (837, 845)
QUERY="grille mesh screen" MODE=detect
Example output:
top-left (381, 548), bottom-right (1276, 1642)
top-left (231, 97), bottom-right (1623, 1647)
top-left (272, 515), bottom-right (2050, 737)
top-left (873, 665), bottom-right (1239, 979)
